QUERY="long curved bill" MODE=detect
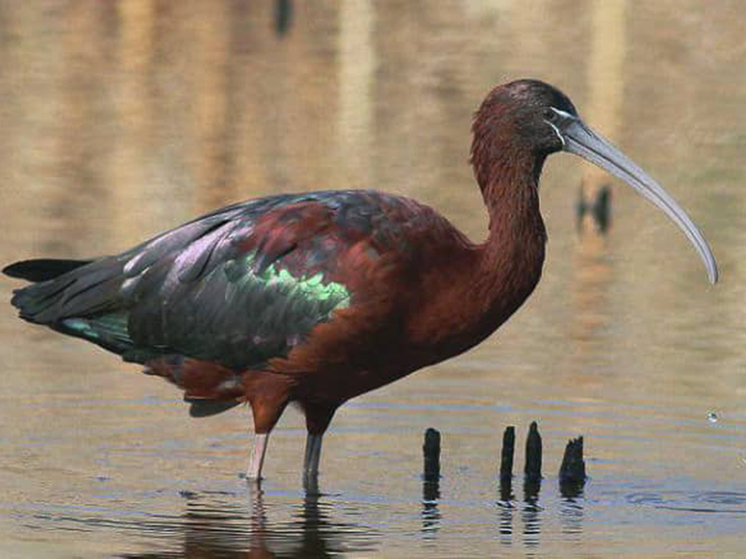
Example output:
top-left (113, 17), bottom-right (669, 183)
top-left (553, 110), bottom-right (718, 284)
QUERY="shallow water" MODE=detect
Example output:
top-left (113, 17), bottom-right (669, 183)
top-left (2, 1), bottom-right (746, 557)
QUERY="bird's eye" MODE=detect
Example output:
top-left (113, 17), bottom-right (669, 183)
top-left (544, 108), bottom-right (557, 122)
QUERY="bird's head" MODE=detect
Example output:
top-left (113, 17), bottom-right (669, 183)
top-left (471, 79), bottom-right (718, 285)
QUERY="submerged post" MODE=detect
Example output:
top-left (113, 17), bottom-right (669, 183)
top-left (423, 428), bottom-right (441, 482)
top-left (499, 425), bottom-right (515, 501)
top-left (524, 421), bottom-right (542, 481)
top-left (559, 436), bottom-right (586, 485)
top-left (500, 426), bottom-right (515, 481)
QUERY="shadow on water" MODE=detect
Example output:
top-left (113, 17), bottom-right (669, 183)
top-left (421, 478), bottom-right (441, 537)
top-left (112, 485), bottom-right (379, 559)
top-left (559, 482), bottom-right (585, 537)
top-left (494, 473), bottom-right (588, 549)
top-left (521, 477), bottom-right (543, 548)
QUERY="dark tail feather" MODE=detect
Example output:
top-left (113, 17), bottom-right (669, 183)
top-left (6, 255), bottom-right (124, 326)
top-left (3, 259), bottom-right (93, 282)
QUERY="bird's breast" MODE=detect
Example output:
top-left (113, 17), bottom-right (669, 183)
top-left (403, 231), bottom-right (545, 368)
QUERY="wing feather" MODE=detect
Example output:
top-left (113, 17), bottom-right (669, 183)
top-left (7, 191), bottom-right (408, 369)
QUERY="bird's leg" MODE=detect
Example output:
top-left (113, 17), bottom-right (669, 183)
top-left (302, 433), bottom-right (323, 493)
top-left (303, 433), bottom-right (324, 477)
top-left (244, 379), bottom-right (291, 482)
top-left (246, 432), bottom-right (269, 481)
top-left (301, 401), bottom-right (337, 489)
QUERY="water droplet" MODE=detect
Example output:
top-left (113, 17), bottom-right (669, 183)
top-left (707, 412), bottom-right (718, 423)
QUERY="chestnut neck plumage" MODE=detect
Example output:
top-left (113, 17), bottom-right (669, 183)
top-left (404, 108), bottom-right (550, 363)
top-left (469, 122), bottom-right (548, 320)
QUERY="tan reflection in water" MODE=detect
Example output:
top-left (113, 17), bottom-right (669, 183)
top-left (337, 0), bottom-right (374, 189)
top-left (190, 0), bottom-right (230, 210)
top-left (570, 0), bottom-right (626, 361)
top-left (579, 0), bottom-right (627, 211)
top-left (113, 0), bottom-right (155, 241)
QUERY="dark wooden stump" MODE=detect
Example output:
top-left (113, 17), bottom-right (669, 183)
top-left (498, 426), bottom-right (515, 501)
top-left (423, 428), bottom-right (441, 482)
top-left (499, 426), bottom-right (515, 481)
top-left (524, 421), bottom-right (542, 482)
top-left (559, 436), bottom-right (586, 481)
top-left (559, 436), bottom-right (586, 498)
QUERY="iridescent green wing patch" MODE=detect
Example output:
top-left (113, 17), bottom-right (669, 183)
top-left (227, 252), bottom-right (349, 309)
top-left (128, 250), bottom-right (351, 370)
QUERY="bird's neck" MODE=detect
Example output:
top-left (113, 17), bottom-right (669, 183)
top-left (470, 121), bottom-right (547, 233)
top-left (472, 148), bottom-right (547, 318)
top-left (478, 147), bottom-right (546, 253)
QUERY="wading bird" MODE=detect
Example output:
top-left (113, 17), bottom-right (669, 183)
top-left (4, 80), bottom-right (717, 484)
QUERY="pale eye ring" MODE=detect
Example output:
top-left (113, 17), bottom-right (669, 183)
top-left (543, 108), bottom-right (557, 122)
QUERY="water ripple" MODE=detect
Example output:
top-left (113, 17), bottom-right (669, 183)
top-left (626, 490), bottom-right (746, 514)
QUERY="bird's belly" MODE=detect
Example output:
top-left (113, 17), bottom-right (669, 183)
top-left (280, 320), bottom-right (504, 405)
top-left (273, 276), bottom-right (538, 405)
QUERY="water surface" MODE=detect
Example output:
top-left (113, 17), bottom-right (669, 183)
top-left (1, 1), bottom-right (746, 557)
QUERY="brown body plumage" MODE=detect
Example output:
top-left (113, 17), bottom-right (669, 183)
top-left (4, 79), bottom-right (717, 483)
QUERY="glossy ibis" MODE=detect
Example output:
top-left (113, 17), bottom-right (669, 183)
top-left (3, 80), bottom-right (717, 483)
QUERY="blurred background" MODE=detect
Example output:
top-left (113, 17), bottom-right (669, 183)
top-left (1, 1), bottom-right (745, 557)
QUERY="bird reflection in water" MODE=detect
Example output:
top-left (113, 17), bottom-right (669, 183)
top-left (121, 482), bottom-right (378, 559)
